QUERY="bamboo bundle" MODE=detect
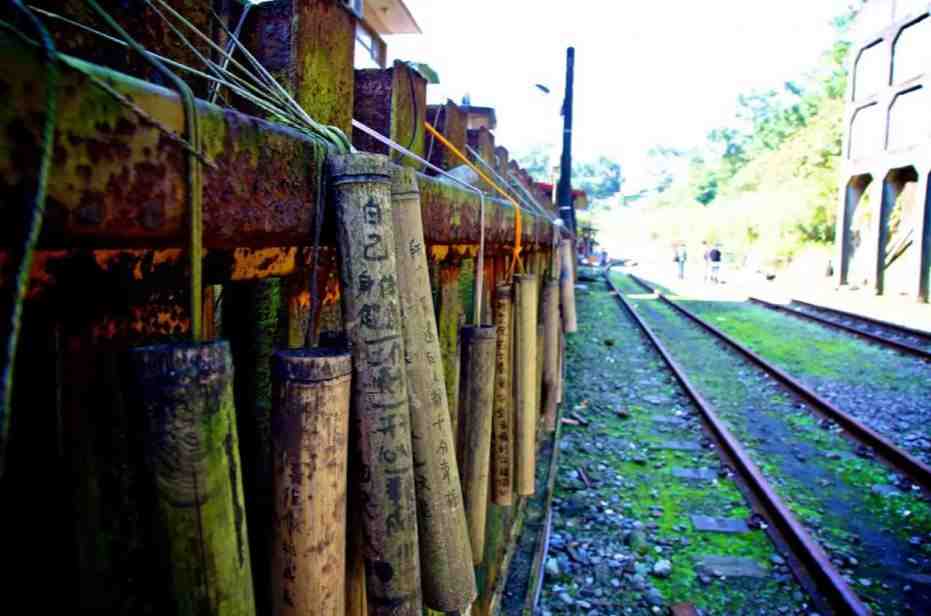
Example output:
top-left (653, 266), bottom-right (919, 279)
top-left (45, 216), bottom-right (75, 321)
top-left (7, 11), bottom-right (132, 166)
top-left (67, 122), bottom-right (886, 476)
top-left (513, 273), bottom-right (539, 495)
top-left (457, 325), bottom-right (497, 564)
top-left (329, 153), bottom-right (422, 616)
top-left (128, 341), bottom-right (256, 616)
top-left (390, 166), bottom-right (476, 611)
top-left (559, 240), bottom-right (577, 333)
top-left (491, 284), bottom-right (514, 505)
top-left (270, 348), bottom-right (351, 616)
top-left (542, 280), bottom-right (560, 432)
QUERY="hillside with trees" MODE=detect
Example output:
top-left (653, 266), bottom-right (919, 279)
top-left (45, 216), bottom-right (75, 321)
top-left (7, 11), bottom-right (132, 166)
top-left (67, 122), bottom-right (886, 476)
top-left (591, 3), bottom-right (863, 277)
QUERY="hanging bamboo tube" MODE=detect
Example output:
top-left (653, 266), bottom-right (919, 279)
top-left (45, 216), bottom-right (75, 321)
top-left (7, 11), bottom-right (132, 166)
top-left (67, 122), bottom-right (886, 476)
top-left (559, 240), bottom-right (577, 333)
top-left (390, 166), bottom-right (476, 611)
top-left (535, 323), bottom-right (544, 425)
top-left (329, 153), bottom-right (422, 616)
top-left (269, 348), bottom-right (351, 616)
top-left (491, 284), bottom-right (514, 506)
top-left (513, 273), bottom-right (539, 496)
top-left (557, 331), bottom-right (565, 405)
top-left (542, 280), bottom-right (560, 432)
top-left (128, 341), bottom-right (256, 616)
top-left (457, 325), bottom-right (497, 564)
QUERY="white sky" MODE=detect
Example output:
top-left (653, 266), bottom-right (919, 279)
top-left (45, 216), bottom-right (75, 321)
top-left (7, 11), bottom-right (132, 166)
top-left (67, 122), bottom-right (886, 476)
top-left (387, 1), bottom-right (854, 185)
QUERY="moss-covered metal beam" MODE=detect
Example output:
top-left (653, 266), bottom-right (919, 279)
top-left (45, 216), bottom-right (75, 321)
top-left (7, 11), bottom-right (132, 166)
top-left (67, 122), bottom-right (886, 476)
top-left (0, 35), bottom-right (554, 255)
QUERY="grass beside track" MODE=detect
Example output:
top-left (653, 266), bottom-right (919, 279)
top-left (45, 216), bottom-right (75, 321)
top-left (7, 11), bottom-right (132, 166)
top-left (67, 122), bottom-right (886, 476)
top-left (668, 296), bottom-right (931, 468)
top-left (539, 283), bottom-right (810, 615)
top-left (611, 272), bottom-right (931, 616)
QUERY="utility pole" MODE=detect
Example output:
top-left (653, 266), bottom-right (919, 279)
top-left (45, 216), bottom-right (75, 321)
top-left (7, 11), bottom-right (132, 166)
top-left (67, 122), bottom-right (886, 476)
top-left (556, 46), bottom-right (576, 234)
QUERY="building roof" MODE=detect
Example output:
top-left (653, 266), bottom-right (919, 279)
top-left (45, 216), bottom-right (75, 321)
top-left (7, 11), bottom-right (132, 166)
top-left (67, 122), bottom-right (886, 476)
top-left (364, 0), bottom-right (421, 35)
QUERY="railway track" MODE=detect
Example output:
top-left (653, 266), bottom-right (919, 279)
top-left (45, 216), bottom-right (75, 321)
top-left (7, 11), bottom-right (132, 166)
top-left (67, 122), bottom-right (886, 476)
top-left (609, 271), bottom-right (931, 615)
top-left (748, 297), bottom-right (931, 361)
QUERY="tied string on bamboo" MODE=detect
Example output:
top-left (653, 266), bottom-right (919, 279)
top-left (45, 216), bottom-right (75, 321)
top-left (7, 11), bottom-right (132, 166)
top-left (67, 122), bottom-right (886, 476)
top-left (93, 2), bottom-right (258, 612)
top-left (269, 139), bottom-right (352, 615)
top-left (423, 122), bottom-right (525, 281)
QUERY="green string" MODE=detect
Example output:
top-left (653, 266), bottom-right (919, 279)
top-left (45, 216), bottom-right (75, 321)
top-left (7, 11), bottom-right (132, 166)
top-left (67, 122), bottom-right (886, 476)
top-left (86, 0), bottom-right (205, 341)
top-left (0, 0), bottom-right (58, 477)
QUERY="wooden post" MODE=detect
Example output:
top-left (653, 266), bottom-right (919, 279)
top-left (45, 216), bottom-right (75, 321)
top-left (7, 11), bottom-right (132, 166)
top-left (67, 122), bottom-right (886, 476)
top-left (491, 284), bottom-right (514, 506)
top-left (329, 153), bottom-right (422, 616)
top-left (390, 167), bottom-right (476, 611)
top-left (270, 348), bottom-right (351, 616)
top-left (457, 325), bottom-right (497, 565)
top-left (514, 274), bottom-right (538, 496)
top-left (541, 280), bottom-right (559, 432)
top-left (559, 240), bottom-right (577, 333)
top-left (128, 341), bottom-right (256, 616)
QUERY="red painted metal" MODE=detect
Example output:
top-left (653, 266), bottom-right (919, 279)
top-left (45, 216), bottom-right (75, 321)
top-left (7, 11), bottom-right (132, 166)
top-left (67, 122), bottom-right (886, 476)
top-left (606, 273), bottom-right (870, 616)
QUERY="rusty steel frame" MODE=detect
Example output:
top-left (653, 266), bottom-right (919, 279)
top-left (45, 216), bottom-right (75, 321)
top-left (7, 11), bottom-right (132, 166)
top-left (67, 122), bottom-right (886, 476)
top-left (0, 40), bottom-right (554, 260)
top-left (749, 296), bottom-right (931, 361)
top-left (605, 273), bottom-right (869, 616)
top-left (628, 273), bottom-right (931, 492)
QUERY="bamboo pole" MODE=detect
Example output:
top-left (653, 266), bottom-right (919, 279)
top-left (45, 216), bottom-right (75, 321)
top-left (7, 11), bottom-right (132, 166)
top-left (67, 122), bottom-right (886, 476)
top-left (490, 284), bottom-right (514, 506)
top-left (390, 166), bottom-right (476, 611)
top-left (559, 240), bottom-right (577, 333)
top-left (535, 323), bottom-right (544, 427)
top-left (270, 348), bottom-right (352, 615)
top-left (329, 153), bottom-right (422, 616)
top-left (513, 274), bottom-right (538, 496)
top-left (128, 341), bottom-right (256, 616)
top-left (457, 325), bottom-right (497, 564)
top-left (542, 280), bottom-right (560, 432)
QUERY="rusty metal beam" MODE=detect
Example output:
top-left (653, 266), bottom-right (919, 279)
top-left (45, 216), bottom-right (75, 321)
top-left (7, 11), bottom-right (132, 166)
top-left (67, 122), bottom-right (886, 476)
top-left (0, 35), bottom-right (553, 254)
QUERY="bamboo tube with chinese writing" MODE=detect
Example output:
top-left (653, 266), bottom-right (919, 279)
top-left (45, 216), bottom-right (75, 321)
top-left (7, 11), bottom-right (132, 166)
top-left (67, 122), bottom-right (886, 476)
top-left (457, 325), bottom-right (496, 564)
top-left (270, 348), bottom-right (351, 616)
top-left (329, 153), bottom-right (422, 616)
top-left (128, 341), bottom-right (256, 616)
top-left (490, 284), bottom-right (514, 505)
top-left (542, 280), bottom-right (560, 432)
top-left (514, 273), bottom-right (538, 495)
top-left (559, 240), bottom-right (577, 333)
top-left (390, 166), bottom-right (476, 612)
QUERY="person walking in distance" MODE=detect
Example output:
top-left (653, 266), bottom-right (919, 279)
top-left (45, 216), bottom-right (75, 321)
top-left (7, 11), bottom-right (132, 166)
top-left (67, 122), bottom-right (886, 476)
top-left (674, 243), bottom-right (687, 280)
top-left (701, 241), bottom-right (710, 283)
top-left (708, 244), bottom-right (722, 283)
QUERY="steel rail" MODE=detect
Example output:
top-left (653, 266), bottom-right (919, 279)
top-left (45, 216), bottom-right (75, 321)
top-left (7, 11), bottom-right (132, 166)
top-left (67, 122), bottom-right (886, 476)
top-left (628, 273), bottom-right (931, 491)
top-left (605, 273), bottom-right (869, 615)
top-left (748, 297), bottom-right (931, 361)
top-left (792, 298), bottom-right (931, 343)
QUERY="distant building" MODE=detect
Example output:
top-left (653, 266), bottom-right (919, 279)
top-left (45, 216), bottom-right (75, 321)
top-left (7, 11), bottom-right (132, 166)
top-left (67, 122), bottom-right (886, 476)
top-left (835, 0), bottom-right (930, 300)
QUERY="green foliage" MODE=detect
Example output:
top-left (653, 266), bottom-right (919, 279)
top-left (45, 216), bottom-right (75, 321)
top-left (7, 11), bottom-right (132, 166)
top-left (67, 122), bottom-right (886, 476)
top-left (626, 2), bottom-right (861, 265)
top-left (513, 148), bottom-right (624, 208)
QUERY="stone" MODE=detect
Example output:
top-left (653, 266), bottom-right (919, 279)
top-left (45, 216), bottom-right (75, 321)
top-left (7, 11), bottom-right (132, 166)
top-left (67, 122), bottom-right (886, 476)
top-left (670, 604), bottom-right (700, 616)
top-left (871, 484), bottom-right (902, 497)
top-left (546, 557), bottom-right (561, 577)
top-left (696, 555), bottom-right (768, 578)
top-left (645, 587), bottom-right (664, 605)
top-left (658, 440), bottom-right (701, 452)
top-left (652, 559), bottom-right (672, 578)
top-left (673, 467), bottom-right (719, 481)
top-left (690, 515), bottom-right (751, 534)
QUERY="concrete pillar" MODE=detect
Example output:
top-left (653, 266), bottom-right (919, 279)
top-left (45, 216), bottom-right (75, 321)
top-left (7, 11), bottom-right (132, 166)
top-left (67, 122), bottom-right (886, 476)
top-left (874, 170), bottom-right (897, 295)
top-left (864, 175), bottom-right (885, 292)
top-left (914, 169), bottom-right (931, 302)
top-left (835, 175), bottom-right (854, 287)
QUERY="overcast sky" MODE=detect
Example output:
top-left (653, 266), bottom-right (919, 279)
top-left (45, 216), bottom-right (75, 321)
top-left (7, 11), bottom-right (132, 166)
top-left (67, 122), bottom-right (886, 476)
top-left (387, 1), bottom-right (855, 187)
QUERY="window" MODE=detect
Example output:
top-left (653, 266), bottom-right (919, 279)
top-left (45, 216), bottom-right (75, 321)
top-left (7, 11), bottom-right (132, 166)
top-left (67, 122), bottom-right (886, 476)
top-left (854, 41), bottom-right (888, 100)
top-left (849, 104), bottom-right (885, 158)
top-left (893, 16), bottom-right (930, 83)
top-left (888, 87), bottom-right (929, 149)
